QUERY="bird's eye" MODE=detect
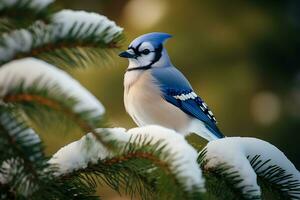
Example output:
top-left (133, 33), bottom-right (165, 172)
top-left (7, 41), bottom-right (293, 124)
top-left (141, 49), bottom-right (150, 55)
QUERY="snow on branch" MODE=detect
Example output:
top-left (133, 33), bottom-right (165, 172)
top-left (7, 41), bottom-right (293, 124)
top-left (0, 0), bottom-right (54, 11)
top-left (0, 109), bottom-right (96, 198)
top-left (0, 29), bottom-right (33, 63)
top-left (127, 126), bottom-right (205, 191)
top-left (0, 57), bottom-right (105, 140)
top-left (0, 58), bottom-right (104, 117)
top-left (52, 10), bottom-right (123, 43)
top-left (199, 137), bottom-right (300, 199)
top-left (0, 10), bottom-right (123, 67)
top-left (0, 0), bottom-right (54, 34)
top-left (48, 131), bottom-right (115, 175)
top-left (0, 108), bottom-right (45, 195)
top-left (49, 125), bottom-right (205, 193)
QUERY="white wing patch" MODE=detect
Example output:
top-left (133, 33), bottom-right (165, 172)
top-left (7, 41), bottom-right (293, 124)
top-left (172, 91), bottom-right (217, 123)
top-left (173, 91), bottom-right (197, 101)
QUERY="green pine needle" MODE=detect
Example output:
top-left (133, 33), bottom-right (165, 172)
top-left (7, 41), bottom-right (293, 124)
top-left (0, 108), bottom-right (47, 194)
top-left (0, 18), bottom-right (123, 68)
top-left (0, 106), bottom-right (101, 199)
top-left (0, 0), bottom-right (54, 33)
top-left (248, 155), bottom-right (300, 200)
top-left (198, 148), bottom-right (300, 200)
top-left (59, 136), bottom-right (204, 200)
top-left (1, 81), bottom-right (117, 152)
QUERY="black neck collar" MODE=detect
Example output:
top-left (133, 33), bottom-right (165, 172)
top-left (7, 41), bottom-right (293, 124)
top-left (126, 65), bottom-right (152, 72)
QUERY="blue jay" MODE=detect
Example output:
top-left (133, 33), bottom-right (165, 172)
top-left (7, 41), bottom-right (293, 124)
top-left (119, 32), bottom-right (224, 141)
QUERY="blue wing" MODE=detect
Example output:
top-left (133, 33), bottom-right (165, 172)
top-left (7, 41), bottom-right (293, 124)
top-left (151, 66), bottom-right (224, 139)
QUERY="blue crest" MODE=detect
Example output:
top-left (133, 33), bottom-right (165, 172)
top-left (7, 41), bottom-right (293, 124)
top-left (130, 32), bottom-right (172, 48)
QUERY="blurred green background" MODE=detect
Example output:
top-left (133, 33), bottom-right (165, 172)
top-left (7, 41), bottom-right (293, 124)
top-left (44, 0), bottom-right (300, 198)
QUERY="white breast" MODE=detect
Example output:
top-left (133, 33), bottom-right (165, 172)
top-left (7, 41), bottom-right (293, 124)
top-left (123, 70), bottom-right (191, 134)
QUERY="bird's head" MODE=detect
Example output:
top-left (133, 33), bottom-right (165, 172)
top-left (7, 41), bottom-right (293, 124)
top-left (119, 32), bottom-right (172, 70)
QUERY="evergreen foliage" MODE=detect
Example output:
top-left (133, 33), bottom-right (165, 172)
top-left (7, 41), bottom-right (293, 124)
top-left (60, 135), bottom-right (202, 200)
top-left (0, 107), bottom-right (97, 200)
top-left (0, 0), bottom-right (299, 199)
top-left (198, 146), bottom-right (300, 200)
top-left (0, 0), bottom-right (53, 33)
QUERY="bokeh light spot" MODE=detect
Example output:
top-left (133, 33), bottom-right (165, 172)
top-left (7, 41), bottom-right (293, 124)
top-left (251, 92), bottom-right (281, 126)
top-left (122, 0), bottom-right (167, 30)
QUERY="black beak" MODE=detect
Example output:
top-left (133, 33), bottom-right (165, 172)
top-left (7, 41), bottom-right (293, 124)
top-left (119, 50), bottom-right (136, 58)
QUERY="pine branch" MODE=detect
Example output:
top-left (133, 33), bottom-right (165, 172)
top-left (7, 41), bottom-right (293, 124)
top-left (0, 0), bottom-right (54, 33)
top-left (198, 149), bottom-right (260, 200)
top-left (0, 18), bottom-right (20, 34)
top-left (2, 82), bottom-right (110, 148)
top-left (249, 155), bottom-right (300, 200)
top-left (50, 126), bottom-right (205, 200)
top-left (60, 152), bottom-right (156, 200)
top-left (0, 58), bottom-right (117, 150)
top-left (60, 139), bottom-right (202, 200)
top-left (29, 177), bottom-right (100, 200)
top-left (0, 106), bottom-right (47, 197)
top-left (198, 137), bottom-right (300, 200)
top-left (103, 138), bottom-right (203, 200)
top-left (0, 106), bottom-right (101, 199)
top-left (0, 10), bottom-right (123, 68)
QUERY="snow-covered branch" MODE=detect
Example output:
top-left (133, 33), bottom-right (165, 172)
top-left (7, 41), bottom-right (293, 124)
top-left (199, 137), bottom-right (300, 199)
top-left (0, 57), bottom-right (107, 144)
top-left (0, 108), bottom-right (44, 196)
top-left (0, 10), bottom-right (123, 67)
top-left (52, 10), bottom-right (123, 44)
top-left (0, 58), bottom-right (104, 117)
top-left (0, 0), bottom-right (53, 35)
top-left (49, 125), bottom-right (205, 194)
top-left (126, 126), bottom-right (205, 191)
top-left (0, 0), bottom-right (54, 11)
